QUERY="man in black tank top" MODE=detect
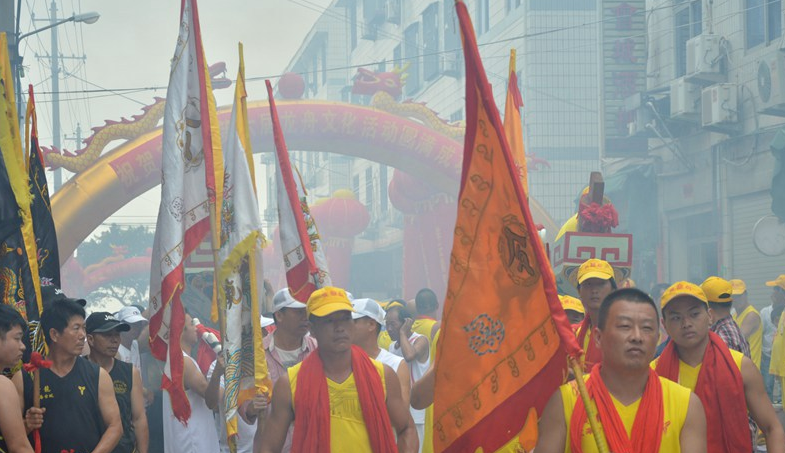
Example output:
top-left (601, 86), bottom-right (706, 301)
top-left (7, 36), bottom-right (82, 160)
top-left (18, 299), bottom-right (122, 453)
top-left (87, 312), bottom-right (149, 453)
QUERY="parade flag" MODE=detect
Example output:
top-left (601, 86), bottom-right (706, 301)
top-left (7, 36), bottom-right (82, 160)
top-left (503, 48), bottom-right (528, 197)
top-left (25, 86), bottom-right (61, 290)
top-left (0, 33), bottom-right (42, 320)
top-left (149, 0), bottom-right (223, 423)
top-left (217, 43), bottom-right (271, 446)
top-left (266, 80), bottom-right (331, 302)
top-left (432, 2), bottom-right (583, 452)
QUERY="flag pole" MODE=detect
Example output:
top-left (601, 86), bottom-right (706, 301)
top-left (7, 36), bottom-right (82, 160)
top-left (569, 357), bottom-right (610, 453)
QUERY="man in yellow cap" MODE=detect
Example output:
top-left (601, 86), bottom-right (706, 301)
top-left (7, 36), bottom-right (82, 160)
top-left (559, 295), bottom-right (585, 327)
top-left (702, 276), bottom-right (751, 357)
top-left (259, 287), bottom-right (417, 453)
top-left (654, 282), bottom-right (785, 453)
top-left (732, 279), bottom-right (762, 368)
top-left (574, 258), bottom-right (617, 371)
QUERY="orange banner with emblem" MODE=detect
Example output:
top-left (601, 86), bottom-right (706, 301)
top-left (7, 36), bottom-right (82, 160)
top-left (432, 2), bottom-right (582, 452)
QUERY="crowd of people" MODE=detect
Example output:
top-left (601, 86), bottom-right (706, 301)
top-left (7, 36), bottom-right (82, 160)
top-left (0, 259), bottom-right (782, 452)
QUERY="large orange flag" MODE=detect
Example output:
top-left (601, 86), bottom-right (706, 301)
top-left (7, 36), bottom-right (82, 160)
top-left (432, 3), bottom-right (582, 452)
top-left (503, 48), bottom-right (528, 197)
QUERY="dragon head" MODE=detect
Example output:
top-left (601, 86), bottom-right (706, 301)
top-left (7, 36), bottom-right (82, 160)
top-left (351, 64), bottom-right (409, 99)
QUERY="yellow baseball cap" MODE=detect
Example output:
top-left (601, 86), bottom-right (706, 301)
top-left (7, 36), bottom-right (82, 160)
top-left (766, 275), bottom-right (785, 291)
top-left (700, 276), bottom-right (733, 303)
top-left (660, 281), bottom-right (709, 309)
top-left (730, 279), bottom-right (747, 295)
top-left (559, 295), bottom-right (585, 314)
top-left (306, 287), bottom-right (354, 317)
top-left (577, 259), bottom-right (614, 285)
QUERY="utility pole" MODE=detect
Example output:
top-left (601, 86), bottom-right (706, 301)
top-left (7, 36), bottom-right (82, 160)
top-left (50, 0), bottom-right (62, 191)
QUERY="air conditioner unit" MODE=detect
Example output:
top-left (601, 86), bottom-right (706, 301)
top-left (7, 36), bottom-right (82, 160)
top-left (756, 49), bottom-right (785, 116)
top-left (442, 52), bottom-right (462, 77)
top-left (701, 83), bottom-right (738, 132)
top-left (385, 0), bottom-right (401, 24)
top-left (669, 77), bottom-right (701, 122)
top-left (627, 107), bottom-right (654, 137)
top-left (686, 34), bottom-right (725, 85)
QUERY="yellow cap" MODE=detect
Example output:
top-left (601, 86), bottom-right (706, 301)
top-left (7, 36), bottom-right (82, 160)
top-left (384, 301), bottom-right (405, 311)
top-left (730, 279), bottom-right (747, 295)
top-left (577, 259), bottom-right (614, 285)
top-left (306, 287), bottom-right (354, 317)
top-left (766, 275), bottom-right (785, 291)
top-left (700, 276), bottom-right (733, 303)
top-left (660, 281), bottom-right (709, 309)
top-left (559, 295), bottom-right (585, 314)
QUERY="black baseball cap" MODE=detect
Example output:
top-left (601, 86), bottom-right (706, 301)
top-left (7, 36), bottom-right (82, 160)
top-left (85, 312), bottom-right (130, 334)
top-left (41, 285), bottom-right (86, 307)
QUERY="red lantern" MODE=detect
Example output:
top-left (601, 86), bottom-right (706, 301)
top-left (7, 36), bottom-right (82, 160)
top-left (278, 72), bottom-right (305, 100)
top-left (310, 189), bottom-right (370, 237)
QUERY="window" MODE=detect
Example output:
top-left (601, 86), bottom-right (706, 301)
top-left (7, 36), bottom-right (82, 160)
top-left (404, 23), bottom-right (421, 94)
top-left (746, 0), bottom-right (782, 48)
top-left (380, 165), bottom-right (388, 214)
top-left (674, 0), bottom-right (702, 77)
top-left (476, 0), bottom-right (489, 35)
top-left (443, 0), bottom-right (462, 76)
top-left (350, 0), bottom-right (358, 50)
top-left (423, 3), bottom-right (440, 81)
top-left (505, 0), bottom-right (522, 13)
top-left (364, 167), bottom-right (374, 207)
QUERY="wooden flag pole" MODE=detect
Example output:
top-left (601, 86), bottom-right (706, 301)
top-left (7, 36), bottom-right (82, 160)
top-left (569, 357), bottom-right (610, 453)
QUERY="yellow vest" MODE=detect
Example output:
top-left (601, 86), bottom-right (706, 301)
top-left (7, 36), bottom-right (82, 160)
top-left (559, 376), bottom-right (690, 453)
top-left (289, 358), bottom-right (386, 452)
top-left (769, 311), bottom-right (785, 377)
top-left (422, 329), bottom-right (440, 453)
top-left (734, 305), bottom-right (763, 369)
top-left (413, 317), bottom-right (438, 342)
top-left (377, 330), bottom-right (393, 351)
top-left (651, 349), bottom-right (744, 391)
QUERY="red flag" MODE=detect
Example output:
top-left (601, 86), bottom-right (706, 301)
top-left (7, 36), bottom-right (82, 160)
top-left (265, 80), bottom-right (331, 302)
top-left (432, 2), bottom-right (582, 452)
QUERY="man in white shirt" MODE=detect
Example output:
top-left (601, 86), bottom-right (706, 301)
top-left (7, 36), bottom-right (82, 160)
top-left (386, 304), bottom-right (430, 452)
top-left (352, 298), bottom-right (411, 405)
top-left (114, 305), bottom-right (148, 371)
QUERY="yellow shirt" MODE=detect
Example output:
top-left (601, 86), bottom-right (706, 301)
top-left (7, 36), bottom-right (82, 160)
top-left (651, 349), bottom-right (744, 391)
top-left (422, 329), bottom-right (440, 453)
top-left (559, 376), bottom-right (690, 453)
top-left (413, 318), bottom-right (438, 343)
top-left (289, 358), bottom-right (386, 452)
top-left (378, 330), bottom-right (393, 351)
top-left (735, 305), bottom-right (763, 369)
top-left (770, 311), bottom-right (785, 377)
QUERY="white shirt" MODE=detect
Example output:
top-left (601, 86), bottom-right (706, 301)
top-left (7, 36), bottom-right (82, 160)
top-left (117, 340), bottom-right (141, 371)
top-left (389, 332), bottom-right (430, 424)
top-left (163, 354), bottom-right (220, 453)
top-left (207, 361), bottom-right (256, 453)
top-left (762, 305), bottom-right (776, 356)
top-left (374, 348), bottom-right (404, 374)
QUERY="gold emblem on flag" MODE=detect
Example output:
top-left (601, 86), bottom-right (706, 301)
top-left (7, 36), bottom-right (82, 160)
top-left (498, 214), bottom-right (539, 286)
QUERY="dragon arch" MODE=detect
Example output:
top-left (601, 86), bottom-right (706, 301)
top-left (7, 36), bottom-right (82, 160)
top-left (51, 72), bottom-right (556, 297)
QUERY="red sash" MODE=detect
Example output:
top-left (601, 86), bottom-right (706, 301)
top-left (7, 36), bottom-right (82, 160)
top-left (655, 331), bottom-right (751, 453)
top-left (576, 317), bottom-right (602, 371)
top-left (291, 345), bottom-right (397, 453)
top-left (570, 365), bottom-right (664, 453)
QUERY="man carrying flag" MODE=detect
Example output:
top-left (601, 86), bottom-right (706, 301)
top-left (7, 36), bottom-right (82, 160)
top-left (537, 288), bottom-right (707, 453)
top-left (266, 79), bottom-right (331, 303)
top-left (148, 0), bottom-right (223, 427)
top-left (432, 2), bottom-right (584, 452)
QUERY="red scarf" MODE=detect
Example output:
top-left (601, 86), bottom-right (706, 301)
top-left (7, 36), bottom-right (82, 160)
top-left (576, 317), bottom-right (602, 371)
top-left (291, 345), bottom-right (397, 453)
top-left (570, 365), bottom-right (663, 453)
top-left (655, 331), bottom-right (751, 453)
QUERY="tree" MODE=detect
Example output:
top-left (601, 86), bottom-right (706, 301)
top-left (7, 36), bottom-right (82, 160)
top-left (76, 224), bottom-right (154, 307)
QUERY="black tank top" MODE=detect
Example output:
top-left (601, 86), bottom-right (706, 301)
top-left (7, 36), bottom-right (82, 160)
top-left (108, 360), bottom-right (134, 453)
top-left (24, 356), bottom-right (104, 453)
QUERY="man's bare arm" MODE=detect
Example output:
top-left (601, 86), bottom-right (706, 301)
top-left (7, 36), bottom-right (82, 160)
top-left (256, 374), bottom-right (294, 453)
top-left (130, 368), bottom-right (149, 453)
top-left (396, 361), bottom-right (411, 407)
top-left (679, 393), bottom-right (707, 453)
top-left (0, 376), bottom-right (34, 453)
top-left (182, 354), bottom-right (209, 398)
top-left (740, 312), bottom-right (761, 339)
top-left (91, 368), bottom-right (122, 453)
top-left (384, 365), bottom-right (417, 453)
top-left (411, 366), bottom-right (434, 410)
top-left (741, 356), bottom-right (785, 453)
top-left (534, 389), bottom-right (566, 453)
